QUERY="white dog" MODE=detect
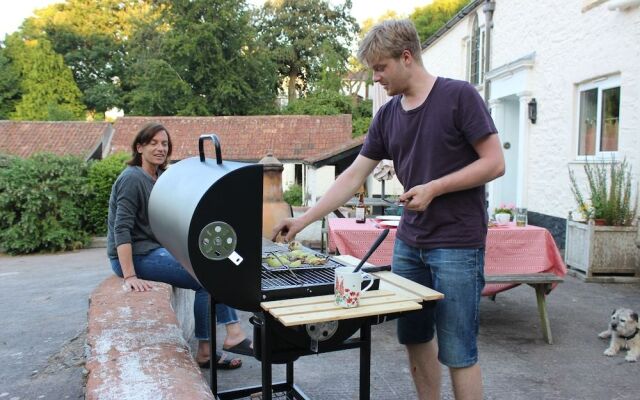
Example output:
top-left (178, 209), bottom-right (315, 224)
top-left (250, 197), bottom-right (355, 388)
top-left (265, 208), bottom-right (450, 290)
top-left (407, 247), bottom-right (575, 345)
top-left (599, 308), bottom-right (640, 362)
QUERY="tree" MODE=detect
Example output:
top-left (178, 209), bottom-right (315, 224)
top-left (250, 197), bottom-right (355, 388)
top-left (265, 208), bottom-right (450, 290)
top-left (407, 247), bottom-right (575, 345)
top-left (359, 10), bottom-right (402, 38)
top-left (4, 34), bottom-right (85, 121)
top-left (123, 0), bottom-right (278, 116)
top-left (410, 0), bottom-right (470, 43)
top-left (21, 0), bottom-right (161, 115)
top-left (0, 46), bottom-right (22, 119)
top-left (255, 0), bottom-right (359, 103)
top-left (44, 29), bottom-right (126, 114)
top-left (125, 58), bottom-right (204, 116)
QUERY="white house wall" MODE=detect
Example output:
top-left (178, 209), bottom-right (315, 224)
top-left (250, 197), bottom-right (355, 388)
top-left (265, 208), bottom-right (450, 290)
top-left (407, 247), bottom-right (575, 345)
top-left (367, 175), bottom-right (405, 198)
top-left (305, 165), bottom-right (336, 206)
top-left (282, 163), bottom-right (296, 191)
top-left (421, 12), bottom-right (476, 82)
top-left (491, 0), bottom-right (640, 218)
top-left (422, 0), bottom-right (640, 219)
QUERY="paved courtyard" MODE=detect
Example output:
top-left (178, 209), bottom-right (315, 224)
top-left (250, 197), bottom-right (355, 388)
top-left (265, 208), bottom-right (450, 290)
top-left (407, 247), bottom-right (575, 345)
top-left (1, 248), bottom-right (639, 399)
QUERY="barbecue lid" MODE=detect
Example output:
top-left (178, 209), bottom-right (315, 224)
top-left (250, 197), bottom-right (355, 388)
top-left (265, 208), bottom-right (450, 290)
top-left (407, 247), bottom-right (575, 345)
top-left (149, 134), bottom-right (264, 311)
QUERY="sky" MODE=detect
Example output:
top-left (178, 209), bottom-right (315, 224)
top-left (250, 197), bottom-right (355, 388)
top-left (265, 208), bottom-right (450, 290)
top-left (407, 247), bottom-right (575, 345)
top-left (0, 0), bottom-right (433, 39)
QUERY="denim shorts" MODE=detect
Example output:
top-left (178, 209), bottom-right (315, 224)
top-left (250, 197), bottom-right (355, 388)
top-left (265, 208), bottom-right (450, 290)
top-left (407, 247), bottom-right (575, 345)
top-left (392, 238), bottom-right (485, 368)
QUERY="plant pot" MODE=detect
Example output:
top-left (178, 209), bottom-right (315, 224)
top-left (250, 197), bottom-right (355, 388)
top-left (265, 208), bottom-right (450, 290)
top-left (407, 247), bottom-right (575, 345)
top-left (495, 213), bottom-right (511, 225)
top-left (565, 220), bottom-right (639, 278)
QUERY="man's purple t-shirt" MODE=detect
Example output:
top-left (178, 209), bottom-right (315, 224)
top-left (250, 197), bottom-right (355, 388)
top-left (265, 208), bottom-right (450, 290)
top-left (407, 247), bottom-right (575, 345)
top-left (361, 77), bottom-right (497, 249)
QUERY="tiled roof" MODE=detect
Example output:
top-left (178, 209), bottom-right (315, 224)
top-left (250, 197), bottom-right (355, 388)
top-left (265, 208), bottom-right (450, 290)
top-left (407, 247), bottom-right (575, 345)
top-left (0, 121), bottom-right (112, 160)
top-left (304, 135), bottom-right (365, 166)
top-left (110, 115), bottom-right (353, 162)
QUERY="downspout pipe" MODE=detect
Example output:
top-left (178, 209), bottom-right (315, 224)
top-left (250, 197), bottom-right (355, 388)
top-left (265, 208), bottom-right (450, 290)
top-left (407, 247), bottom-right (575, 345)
top-left (483, 0), bottom-right (496, 104)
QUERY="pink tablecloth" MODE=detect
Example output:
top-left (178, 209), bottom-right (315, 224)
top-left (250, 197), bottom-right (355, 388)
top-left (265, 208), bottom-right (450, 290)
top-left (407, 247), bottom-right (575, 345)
top-left (328, 218), bottom-right (567, 296)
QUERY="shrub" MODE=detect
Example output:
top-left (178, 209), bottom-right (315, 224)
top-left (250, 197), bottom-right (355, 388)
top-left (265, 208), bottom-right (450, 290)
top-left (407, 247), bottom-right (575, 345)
top-left (569, 158), bottom-right (638, 226)
top-left (352, 116), bottom-right (371, 137)
top-left (85, 152), bottom-right (129, 235)
top-left (0, 153), bottom-right (91, 254)
top-left (283, 91), bottom-right (353, 116)
top-left (353, 99), bottom-right (372, 119)
top-left (283, 183), bottom-right (303, 207)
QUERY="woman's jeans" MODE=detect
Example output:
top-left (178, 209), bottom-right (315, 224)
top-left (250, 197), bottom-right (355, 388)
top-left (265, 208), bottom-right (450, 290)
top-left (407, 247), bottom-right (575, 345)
top-left (110, 247), bottom-right (239, 340)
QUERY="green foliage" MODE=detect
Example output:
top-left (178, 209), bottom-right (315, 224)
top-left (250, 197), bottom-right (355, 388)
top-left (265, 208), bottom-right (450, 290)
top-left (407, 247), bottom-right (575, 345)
top-left (0, 153), bottom-right (91, 254)
top-left (85, 153), bottom-right (129, 235)
top-left (123, 0), bottom-right (278, 116)
top-left (410, 0), bottom-right (470, 42)
top-left (284, 91), bottom-right (372, 137)
top-left (352, 116), bottom-right (371, 137)
top-left (46, 30), bottom-right (126, 113)
top-left (21, 0), bottom-right (158, 113)
top-left (0, 47), bottom-right (22, 119)
top-left (5, 35), bottom-right (85, 121)
top-left (256, 0), bottom-right (359, 102)
top-left (353, 99), bottom-right (372, 119)
top-left (284, 91), bottom-right (353, 116)
top-left (283, 184), bottom-right (303, 207)
top-left (125, 58), bottom-right (203, 116)
top-left (569, 158), bottom-right (638, 226)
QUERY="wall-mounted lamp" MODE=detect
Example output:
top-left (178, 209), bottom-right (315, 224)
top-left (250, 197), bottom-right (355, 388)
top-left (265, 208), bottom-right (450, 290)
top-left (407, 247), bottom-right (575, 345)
top-left (528, 98), bottom-right (537, 124)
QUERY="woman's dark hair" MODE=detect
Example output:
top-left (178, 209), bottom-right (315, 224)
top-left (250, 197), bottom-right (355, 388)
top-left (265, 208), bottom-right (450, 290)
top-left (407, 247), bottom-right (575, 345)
top-left (127, 122), bottom-right (172, 170)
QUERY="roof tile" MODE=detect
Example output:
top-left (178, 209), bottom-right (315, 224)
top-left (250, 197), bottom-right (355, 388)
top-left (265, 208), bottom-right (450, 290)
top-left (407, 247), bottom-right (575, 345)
top-left (110, 115), bottom-right (353, 162)
top-left (0, 121), bottom-right (111, 159)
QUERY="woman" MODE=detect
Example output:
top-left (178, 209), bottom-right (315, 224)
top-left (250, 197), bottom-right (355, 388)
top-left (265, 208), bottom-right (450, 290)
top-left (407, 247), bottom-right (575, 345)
top-left (106, 122), bottom-right (252, 369)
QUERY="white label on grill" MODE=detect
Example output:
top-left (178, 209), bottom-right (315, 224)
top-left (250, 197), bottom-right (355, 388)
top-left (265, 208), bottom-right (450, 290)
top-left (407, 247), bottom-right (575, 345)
top-left (228, 251), bottom-right (243, 266)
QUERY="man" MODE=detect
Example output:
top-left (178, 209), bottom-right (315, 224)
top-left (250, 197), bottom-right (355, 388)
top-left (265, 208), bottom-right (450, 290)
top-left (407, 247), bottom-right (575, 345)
top-left (272, 20), bottom-right (504, 400)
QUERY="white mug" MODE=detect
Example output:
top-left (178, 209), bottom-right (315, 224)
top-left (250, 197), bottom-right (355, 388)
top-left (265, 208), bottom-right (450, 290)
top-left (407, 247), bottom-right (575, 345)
top-left (334, 267), bottom-right (374, 308)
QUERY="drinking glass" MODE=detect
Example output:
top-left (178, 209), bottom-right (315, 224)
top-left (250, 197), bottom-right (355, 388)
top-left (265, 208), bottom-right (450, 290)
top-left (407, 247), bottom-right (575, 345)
top-left (515, 207), bottom-right (528, 227)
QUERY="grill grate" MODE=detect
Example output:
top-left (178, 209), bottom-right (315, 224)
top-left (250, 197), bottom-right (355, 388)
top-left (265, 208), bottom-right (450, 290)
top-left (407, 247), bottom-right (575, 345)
top-left (261, 266), bottom-right (336, 291)
top-left (260, 245), bottom-right (345, 293)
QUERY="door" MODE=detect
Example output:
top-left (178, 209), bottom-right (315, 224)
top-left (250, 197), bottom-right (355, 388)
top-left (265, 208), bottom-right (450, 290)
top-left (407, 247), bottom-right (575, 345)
top-left (492, 95), bottom-right (520, 210)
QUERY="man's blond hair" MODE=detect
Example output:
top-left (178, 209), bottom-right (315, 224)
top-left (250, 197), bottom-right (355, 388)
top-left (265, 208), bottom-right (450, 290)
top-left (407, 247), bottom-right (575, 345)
top-left (357, 19), bottom-right (423, 67)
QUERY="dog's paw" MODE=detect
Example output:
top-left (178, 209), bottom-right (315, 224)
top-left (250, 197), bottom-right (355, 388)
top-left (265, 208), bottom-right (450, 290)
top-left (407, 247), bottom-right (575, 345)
top-left (604, 348), bottom-right (617, 356)
top-left (624, 354), bottom-right (638, 362)
top-left (598, 330), bottom-right (612, 339)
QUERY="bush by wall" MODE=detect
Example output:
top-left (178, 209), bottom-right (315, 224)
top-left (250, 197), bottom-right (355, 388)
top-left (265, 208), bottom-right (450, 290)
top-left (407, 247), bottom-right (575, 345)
top-left (283, 183), bottom-right (303, 207)
top-left (85, 152), bottom-right (129, 235)
top-left (0, 153), bottom-right (91, 254)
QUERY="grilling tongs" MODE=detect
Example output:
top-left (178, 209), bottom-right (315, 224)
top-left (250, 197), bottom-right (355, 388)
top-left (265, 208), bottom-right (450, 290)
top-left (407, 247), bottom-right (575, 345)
top-left (352, 228), bottom-right (390, 273)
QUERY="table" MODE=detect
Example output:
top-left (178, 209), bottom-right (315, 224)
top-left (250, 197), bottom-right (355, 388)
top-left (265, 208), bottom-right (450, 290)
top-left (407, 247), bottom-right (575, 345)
top-left (327, 218), bottom-right (567, 296)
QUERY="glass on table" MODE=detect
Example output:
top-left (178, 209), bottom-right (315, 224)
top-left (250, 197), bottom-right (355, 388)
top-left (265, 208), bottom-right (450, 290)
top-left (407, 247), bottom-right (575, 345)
top-left (515, 207), bottom-right (528, 227)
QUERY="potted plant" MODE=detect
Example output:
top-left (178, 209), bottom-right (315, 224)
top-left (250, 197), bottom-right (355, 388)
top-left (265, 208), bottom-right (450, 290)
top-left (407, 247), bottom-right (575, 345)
top-left (493, 203), bottom-right (515, 224)
top-left (566, 158), bottom-right (639, 280)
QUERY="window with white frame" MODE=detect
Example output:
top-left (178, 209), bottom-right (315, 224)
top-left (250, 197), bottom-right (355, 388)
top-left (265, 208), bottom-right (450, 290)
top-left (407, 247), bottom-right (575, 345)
top-left (467, 14), bottom-right (485, 85)
top-left (576, 75), bottom-right (620, 157)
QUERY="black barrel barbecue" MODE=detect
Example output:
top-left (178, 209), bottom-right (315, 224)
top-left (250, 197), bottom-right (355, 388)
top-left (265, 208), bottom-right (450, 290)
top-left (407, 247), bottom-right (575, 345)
top-left (148, 135), bottom-right (393, 400)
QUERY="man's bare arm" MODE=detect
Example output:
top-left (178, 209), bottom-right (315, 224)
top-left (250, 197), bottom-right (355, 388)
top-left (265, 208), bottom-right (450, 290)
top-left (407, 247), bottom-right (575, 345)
top-left (272, 155), bottom-right (379, 241)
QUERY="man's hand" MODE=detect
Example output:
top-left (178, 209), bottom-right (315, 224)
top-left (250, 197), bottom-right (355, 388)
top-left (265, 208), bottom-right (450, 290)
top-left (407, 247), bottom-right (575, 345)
top-left (124, 276), bottom-right (153, 292)
top-left (271, 217), bottom-right (307, 243)
top-left (399, 181), bottom-right (442, 212)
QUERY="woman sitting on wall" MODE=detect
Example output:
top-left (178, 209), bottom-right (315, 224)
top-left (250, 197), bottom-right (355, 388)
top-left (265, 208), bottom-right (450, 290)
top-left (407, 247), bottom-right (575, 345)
top-left (106, 122), bottom-right (253, 369)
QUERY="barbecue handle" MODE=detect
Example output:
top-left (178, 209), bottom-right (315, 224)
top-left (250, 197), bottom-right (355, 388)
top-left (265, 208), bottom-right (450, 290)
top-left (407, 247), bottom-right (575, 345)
top-left (198, 134), bottom-right (222, 164)
top-left (352, 228), bottom-right (389, 273)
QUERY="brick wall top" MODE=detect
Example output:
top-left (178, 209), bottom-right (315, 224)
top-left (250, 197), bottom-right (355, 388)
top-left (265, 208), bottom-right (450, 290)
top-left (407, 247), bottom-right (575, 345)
top-left (0, 121), bottom-right (111, 159)
top-left (85, 276), bottom-right (213, 400)
top-left (110, 115), bottom-right (353, 162)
